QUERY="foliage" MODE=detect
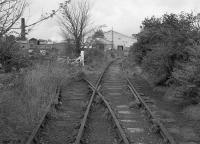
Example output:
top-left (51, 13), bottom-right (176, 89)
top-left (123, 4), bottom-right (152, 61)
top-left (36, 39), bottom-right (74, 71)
top-left (85, 48), bottom-right (104, 63)
top-left (84, 48), bottom-right (107, 70)
top-left (87, 29), bottom-right (105, 50)
top-left (0, 35), bottom-right (30, 72)
top-left (128, 12), bottom-right (200, 103)
top-left (172, 45), bottom-right (200, 103)
top-left (129, 12), bottom-right (200, 85)
top-left (64, 39), bottom-right (76, 58)
top-left (92, 29), bottom-right (104, 39)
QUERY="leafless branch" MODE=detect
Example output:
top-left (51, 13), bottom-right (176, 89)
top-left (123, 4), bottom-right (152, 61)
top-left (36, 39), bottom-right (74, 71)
top-left (59, 0), bottom-right (91, 55)
top-left (26, 9), bottom-right (59, 28)
top-left (0, 0), bottom-right (26, 36)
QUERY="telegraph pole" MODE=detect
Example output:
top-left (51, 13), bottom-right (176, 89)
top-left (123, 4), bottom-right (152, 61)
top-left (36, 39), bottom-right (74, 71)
top-left (112, 27), bottom-right (114, 49)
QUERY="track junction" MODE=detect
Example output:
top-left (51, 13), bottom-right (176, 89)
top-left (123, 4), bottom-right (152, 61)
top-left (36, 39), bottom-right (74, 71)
top-left (25, 59), bottom-right (177, 144)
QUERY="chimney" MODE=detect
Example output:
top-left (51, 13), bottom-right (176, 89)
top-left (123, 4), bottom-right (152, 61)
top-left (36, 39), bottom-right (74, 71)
top-left (21, 18), bottom-right (26, 40)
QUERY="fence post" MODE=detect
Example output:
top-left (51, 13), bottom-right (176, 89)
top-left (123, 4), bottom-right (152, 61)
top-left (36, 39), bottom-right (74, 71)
top-left (80, 51), bottom-right (84, 66)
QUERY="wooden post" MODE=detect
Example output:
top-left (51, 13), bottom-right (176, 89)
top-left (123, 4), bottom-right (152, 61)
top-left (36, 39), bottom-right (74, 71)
top-left (112, 27), bottom-right (114, 49)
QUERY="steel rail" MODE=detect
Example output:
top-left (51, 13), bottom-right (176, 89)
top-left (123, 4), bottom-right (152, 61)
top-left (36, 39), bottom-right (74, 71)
top-left (121, 62), bottom-right (176, 144)
top-left (25, 87), bottom-right (60, 144)
top-left (85, 79), bottom-right (130, 144)
top-left (25, 60), bottom-right (114, 144)
top-left (74, 87), bottom-right (96, 144)
top-left (74, 61), bottom-right (114, 144)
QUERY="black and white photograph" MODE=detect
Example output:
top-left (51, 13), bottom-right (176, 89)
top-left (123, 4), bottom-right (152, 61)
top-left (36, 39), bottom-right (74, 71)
top-left (0, 0), bottom-right (200, 143)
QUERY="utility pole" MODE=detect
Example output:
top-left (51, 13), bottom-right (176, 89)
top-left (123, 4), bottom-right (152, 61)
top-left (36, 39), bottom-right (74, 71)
top-left (112, 27), bottom-right (114, 49)
top-left (21, 18), bottom-right (26, 40)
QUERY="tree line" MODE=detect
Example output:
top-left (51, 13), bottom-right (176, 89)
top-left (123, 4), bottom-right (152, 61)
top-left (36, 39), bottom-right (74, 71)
top-left (129, 12), bottom-right (200, 104)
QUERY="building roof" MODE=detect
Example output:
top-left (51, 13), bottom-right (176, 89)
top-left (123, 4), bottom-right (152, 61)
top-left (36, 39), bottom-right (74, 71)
top-left (29, 38), bottom-right (38, 41)
top-left (104, 30), bottom-right (134, 39)
top-left (86, 36), bottom-right (112, 45)
top-left (95, 38), bottom-right (112, 45)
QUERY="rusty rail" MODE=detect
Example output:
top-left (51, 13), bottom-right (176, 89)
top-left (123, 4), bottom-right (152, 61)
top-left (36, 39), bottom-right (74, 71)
top-left (25, 87), bottom-right (61, 144)
top-left (121, 62), bottom-right (176, 144)
top-left (25, 60), bottom-right (114, 144)
top-left (74, 88), bottom-right (96, 144)
top-left (74, 61), bottom-right (114, 144)
top-left (85, 79), bottom-right (130, 144)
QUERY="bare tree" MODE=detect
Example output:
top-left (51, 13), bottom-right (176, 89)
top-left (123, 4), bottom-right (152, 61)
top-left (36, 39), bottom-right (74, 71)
top-left (59, 0), bottom-right (90, 55)
top-left (0, 0), bottom-right (26, 37)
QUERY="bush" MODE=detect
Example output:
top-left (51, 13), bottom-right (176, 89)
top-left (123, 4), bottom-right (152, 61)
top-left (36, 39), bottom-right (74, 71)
top-left (129, 12), bottom-right (200, 84)
top-left (172, 45), bottom-right (200, 103)
top-left (0, 35), bottom-right (30, 72)
top-left (84, 48), bottom-right (106, 70)
top-left (128, 12), bottom-right (200, 104)
top-left (142, 46), bottom-right (171, 85)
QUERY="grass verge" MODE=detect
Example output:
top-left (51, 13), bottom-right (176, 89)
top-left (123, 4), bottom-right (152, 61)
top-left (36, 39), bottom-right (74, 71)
top-left (0, 62), bottom-right (80, 143)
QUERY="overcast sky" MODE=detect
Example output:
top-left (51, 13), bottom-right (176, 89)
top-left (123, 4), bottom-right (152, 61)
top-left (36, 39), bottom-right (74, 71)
top-left (24, 0), bottom-right (200, 41)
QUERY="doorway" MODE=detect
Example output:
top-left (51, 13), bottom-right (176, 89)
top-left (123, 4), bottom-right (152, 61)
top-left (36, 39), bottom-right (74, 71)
top-left (117, 45), bottom-right (123, 51)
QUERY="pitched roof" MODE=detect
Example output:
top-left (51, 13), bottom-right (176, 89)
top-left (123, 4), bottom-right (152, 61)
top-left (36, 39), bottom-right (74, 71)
top-left (104, 30), bottom-right (134, 39)
top-left (95, 38), bottom-right (112, 45)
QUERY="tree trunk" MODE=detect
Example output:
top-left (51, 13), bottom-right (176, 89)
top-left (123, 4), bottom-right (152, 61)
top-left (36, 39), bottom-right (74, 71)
top-left (75, 40), bottom-right (81, 56)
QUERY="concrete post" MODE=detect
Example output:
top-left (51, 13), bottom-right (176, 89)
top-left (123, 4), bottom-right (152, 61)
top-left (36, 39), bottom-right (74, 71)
top-left (80, 51), bottom-right (84, 66)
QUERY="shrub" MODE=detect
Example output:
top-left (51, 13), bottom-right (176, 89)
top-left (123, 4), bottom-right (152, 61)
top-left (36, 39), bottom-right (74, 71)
top-left (128, 12), bottom-right (200, 104)
top-left (172, 45), bottom-right (200, 104)
top-left (84, 48), bottom-right (106, 69)
top-left (0, 35), bottom-right (30, 72)
top-left (129, 12), bottom-right (200, 86)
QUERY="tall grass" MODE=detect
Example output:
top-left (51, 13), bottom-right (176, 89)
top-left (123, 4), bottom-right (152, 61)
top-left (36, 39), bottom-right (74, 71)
top-left (0, 62), bottom-right (77, 143)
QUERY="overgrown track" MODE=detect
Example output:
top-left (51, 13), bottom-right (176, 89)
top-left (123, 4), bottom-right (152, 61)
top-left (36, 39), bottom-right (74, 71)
top-left (25, 80), bottom-right (92, 144)
top-left (25, 87), bottom-right (61, 144)
top-left (74, 61), bottom-right (130, 144)
top-left (123, 60), bottom-right (177, 143)
top-left (125, 73), bottom-right (176, 144)
top-left (26, 59), bottom-right (177, 144)
top-left (83, 59), bottom-right (176, 144)
top-left (121, 62), bottom-right (177, 144)
top-left (25, 61), bottom-right (119, 144)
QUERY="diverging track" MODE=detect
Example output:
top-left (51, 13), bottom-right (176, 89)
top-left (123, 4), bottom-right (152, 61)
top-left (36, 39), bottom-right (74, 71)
top-left (26, 59), bottom-right (177, 144)
top-left (100, 61), bottom-right (163, 143)
top-left (82, 59), bottom-right (177, 144)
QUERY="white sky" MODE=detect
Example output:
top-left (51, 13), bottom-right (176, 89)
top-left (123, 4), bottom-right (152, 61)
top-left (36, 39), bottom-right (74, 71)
top-left (24, 0), bottom-right (200, 41)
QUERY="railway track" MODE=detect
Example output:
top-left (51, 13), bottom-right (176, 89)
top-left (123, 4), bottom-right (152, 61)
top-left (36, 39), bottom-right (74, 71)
top-left (99, 60), bottom-right (176, 144)
top-left (25, 80), bottom-right (92, 144)
top-left (26, 59), bottom-right (177, 144)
